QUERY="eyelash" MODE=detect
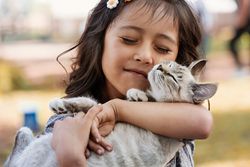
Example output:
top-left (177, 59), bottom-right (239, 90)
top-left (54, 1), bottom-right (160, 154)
top-left (121, 37), bottom-right (138, 45)
top-left (155, 46), bottom-right (171, 54)
top-left (121, 37), bottom-right (171, 54)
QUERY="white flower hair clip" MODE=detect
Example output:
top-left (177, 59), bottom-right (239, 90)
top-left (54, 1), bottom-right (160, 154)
top-left (107, 0), bottom-right (133, 9)
top-left (107, 0), bottom-right (119, 9)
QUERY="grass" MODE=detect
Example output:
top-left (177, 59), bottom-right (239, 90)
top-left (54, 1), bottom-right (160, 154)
top-left (195, 111), bottom-right (250, 165)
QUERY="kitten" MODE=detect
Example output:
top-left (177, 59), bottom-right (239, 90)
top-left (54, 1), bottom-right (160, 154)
top-left (4, 59), bottom-right (217, 167)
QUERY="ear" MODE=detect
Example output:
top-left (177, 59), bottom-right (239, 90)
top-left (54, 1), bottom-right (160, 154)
top-left (188, 59), bottom-right (207, 76)
top-left (192, 83), bottom-right (218, 104)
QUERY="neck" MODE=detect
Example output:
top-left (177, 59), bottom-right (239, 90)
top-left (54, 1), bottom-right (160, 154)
top-left (103, 81), bottom-right (125, 102)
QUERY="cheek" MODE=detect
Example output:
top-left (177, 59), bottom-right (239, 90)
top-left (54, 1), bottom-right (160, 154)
top-left (102, 49), bottom-right (123, 73)
top-left (153, 47), bottom-right (178, 64)
top-left (102, 51), bottom-right (117, 80)
top-left (155, 54), bottom-right (178, 64)
top-left (102, 45), bottom-right (124, 86)
top-left (102, 38), bottom-right (120, 70)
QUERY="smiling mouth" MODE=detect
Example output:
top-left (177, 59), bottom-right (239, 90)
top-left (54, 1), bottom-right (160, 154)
top-left (124, 69), bottom-right (148, 79)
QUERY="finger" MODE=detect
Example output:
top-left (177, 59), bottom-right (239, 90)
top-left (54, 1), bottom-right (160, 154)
top-left (88, 139), bottom-right (105, 155)
top-left (84, 104), bottom-right (103, 121)
top-left (98, 126), bottom-right (113, 137)
top-left (91, 119), bottom-right (102, 143)
top-left (85, 148), bottom-right (91, 159)
top-left (75, 112), bottom-right (85, 119)
top-left (98, 136), bottom-right (113, 152)
top-left (76, 105), bottom-right (102, 127)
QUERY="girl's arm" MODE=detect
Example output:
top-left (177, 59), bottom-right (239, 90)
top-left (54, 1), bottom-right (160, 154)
top-left (89, 98), bottom-right (212, 154)
top-left (113, 99), bottom-right (213, 139)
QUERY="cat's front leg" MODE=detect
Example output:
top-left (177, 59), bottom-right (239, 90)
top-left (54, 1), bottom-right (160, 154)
top-left (126, 88), bottom-right (149, 102)
top-left (49, 97), bottom-right (98, 114)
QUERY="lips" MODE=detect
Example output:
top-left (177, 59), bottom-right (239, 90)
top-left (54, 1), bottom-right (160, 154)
top-left (124, 68), bottom-right (148, 79)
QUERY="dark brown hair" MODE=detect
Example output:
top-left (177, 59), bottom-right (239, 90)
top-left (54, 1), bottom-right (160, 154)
top-left (59, 0), bottom-right (202, 102)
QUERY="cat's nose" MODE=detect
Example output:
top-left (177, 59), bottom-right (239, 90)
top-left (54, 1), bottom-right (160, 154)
top-left (157, 65), bottom-right (163, 72)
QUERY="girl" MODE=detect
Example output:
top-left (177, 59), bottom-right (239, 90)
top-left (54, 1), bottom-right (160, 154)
top-left (47, 0), bottom-right (213, 166)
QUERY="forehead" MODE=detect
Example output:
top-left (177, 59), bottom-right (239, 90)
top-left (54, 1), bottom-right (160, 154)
top-left (110, 1), bottom-right (179, 34)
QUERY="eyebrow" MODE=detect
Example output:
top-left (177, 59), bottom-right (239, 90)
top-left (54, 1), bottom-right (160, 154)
top-left (157, 34), bottom-right (178, 45)
top-left (120, 25), bottom-right (178, 45)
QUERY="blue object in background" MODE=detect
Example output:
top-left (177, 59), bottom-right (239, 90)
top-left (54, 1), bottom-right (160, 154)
top-left (23, 105), bottom-right (39, 132)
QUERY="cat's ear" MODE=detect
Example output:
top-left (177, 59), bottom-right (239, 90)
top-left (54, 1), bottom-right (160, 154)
top-left (192, 83), bottom-right (218, 103)
top-left (188, 59), bottom-right (207, 76)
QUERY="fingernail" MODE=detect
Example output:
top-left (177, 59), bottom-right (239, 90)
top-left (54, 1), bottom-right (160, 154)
top-left (97, 149), bottom-right (104, 155)
top-left (86, 151), bottom-right (90, 158)
top-left (106, 146), bottom-right (112, 151)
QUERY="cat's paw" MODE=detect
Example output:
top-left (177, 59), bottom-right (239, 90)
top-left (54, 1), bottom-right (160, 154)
top-left (126, 88), bottom-right (148, 102)
top-left (49, 98), bottom-right (68, 114)
top-left (49, 97), bottom-right (98, 114)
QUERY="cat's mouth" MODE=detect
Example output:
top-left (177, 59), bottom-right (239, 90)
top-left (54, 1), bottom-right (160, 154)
top-left (124, 69), bottom-right (148, 79)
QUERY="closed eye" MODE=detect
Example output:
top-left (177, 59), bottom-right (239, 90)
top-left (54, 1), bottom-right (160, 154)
top-left (166, 73), bottom-right (178, 83)
top-left (121, 37), bottom-right (138, 45)
top-left (155, 46), bottom-right (171, 54)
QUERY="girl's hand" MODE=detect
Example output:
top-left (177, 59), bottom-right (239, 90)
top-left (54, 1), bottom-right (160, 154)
top-left (87, 100), bottom-right (118, 155)
top-left (51, 105), bottom-right (102, 167)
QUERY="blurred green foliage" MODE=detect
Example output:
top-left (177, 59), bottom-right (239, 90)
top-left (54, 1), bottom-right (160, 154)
top-left (0, 59), bottom-right (30, 93)
top-left (208, 33), bottom-right (250, 55)
top-left (0, 59), bottom-right (65, 93)
top-left (2, 33), bottom-right (51, 43)
top-left (195, 111), bottom-right (250, 165)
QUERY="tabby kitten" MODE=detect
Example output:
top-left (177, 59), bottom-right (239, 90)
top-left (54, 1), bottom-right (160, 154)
top-left (4, 59), bottom-right (217, 167)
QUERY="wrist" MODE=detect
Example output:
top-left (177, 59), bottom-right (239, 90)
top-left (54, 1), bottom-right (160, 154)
top-left (55, 148), bottom-right (86, 167)
top-left (110, 98), bottom-right (124, 122)
top-left (57, 154), bottom-right (86, 167)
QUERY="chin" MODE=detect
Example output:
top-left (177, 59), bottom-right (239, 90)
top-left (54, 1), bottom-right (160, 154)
top-left (128, 83), bottom-right (149, 91)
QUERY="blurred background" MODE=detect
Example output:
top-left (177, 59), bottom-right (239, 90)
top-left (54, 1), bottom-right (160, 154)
top-left (0, 0), bottom-right (249, 166)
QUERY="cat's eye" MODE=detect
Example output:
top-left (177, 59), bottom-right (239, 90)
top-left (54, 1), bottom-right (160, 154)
top-left (166, 73), bottom-right (178, 83)
top-left (121, 37), bottom-right (138, 45)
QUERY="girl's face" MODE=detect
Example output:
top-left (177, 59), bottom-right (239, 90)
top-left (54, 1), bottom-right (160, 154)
top-left (102, 4), bottom-right (179, 99)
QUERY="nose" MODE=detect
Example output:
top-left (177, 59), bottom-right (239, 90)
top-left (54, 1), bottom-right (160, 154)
top-left (133, 43), bottom-right (153, 65)
top-left (156, 64), bottom-right (163, 72)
